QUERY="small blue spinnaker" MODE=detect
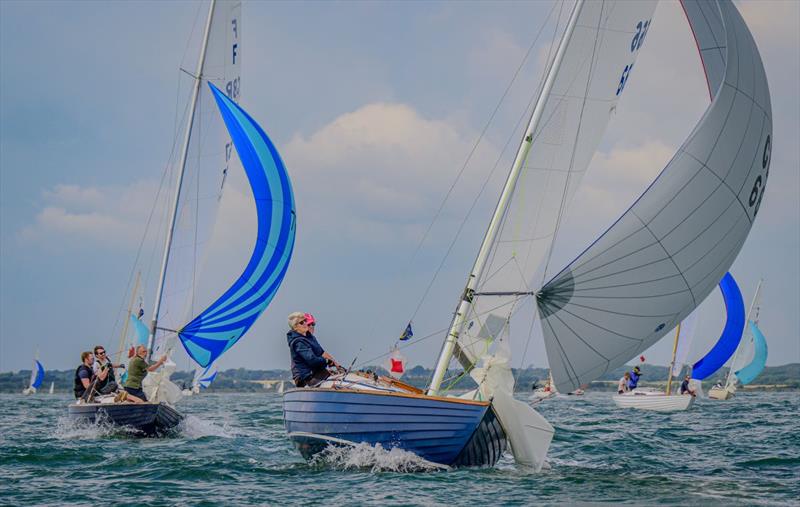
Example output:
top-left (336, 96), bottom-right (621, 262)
top-left (178, 83), bottom-right (296, 368)
top-left (31, 360), bottom-right (45, 389)
top-left (692, 272), bottom-right (746, 380)
top-left (734, 321), bottom-right (768, 385)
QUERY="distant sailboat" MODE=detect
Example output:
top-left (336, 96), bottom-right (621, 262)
top-left (49, 381), bottom-right (55, 395)
top-left (277, 380), bottom-right (285, 395)
top-left (709, 280), bottom-right (767, 399)
top-left (22, 357), bottom-right (45, 395)
top-left (613, 272), bottom-right (746, 411)
top-left (69, 0), bottom-right (295, 435)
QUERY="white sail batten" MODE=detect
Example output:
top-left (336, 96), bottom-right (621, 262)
top-left (538, 0), bottom-right (773, 392)
top-left (435, 0), bottom-right (658, 384)
top-left (151, 0), bottom-right (242, 361)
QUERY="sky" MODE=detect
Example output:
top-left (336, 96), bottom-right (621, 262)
top-left (1, 0), bottom-right (798, 375)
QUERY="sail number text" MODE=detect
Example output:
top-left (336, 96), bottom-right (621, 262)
top-left (617, 19), bottom-right (651, 96)
top-left (749, 134), bottom-right (771, 217)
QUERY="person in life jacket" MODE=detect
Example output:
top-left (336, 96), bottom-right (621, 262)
top-left (628, 366), bottom-right (642, 390)
top-left (74, 351), bottom-right (95, 399)
top-left (92, 345), bottom-right (123, 395)
top-left (680, 375), bottom-right (697, 396)
top-left (287, 312), bottom-right (340, 388)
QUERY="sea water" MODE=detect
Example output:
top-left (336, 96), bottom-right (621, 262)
top-left (0, 392), bottom-right (797, 505)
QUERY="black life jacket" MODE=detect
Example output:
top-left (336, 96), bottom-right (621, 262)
top-left (74, 364), bottom-right (93, 399)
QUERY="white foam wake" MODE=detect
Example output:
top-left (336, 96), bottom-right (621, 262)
top-left (309, 442), bottom-right (447, 473)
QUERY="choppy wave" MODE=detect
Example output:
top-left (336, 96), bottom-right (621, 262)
top-left (0, 391), bottom-right (797, 505)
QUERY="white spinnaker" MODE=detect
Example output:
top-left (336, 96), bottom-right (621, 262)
top-left (672, 311), bottom-right (699, 377)
top-left (154, 0), bottom-right (242, 360)
top-left (455, 0), bottom-right (658, 366)
top-left (538, 0), bottom-right (772, 392)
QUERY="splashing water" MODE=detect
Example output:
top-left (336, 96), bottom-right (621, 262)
top-left (178, 415), bottom-right (237, 439)
top-left (310, 442), bottom-right (448, 473)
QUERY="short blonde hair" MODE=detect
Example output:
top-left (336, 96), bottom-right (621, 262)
top-left (288, 312), bottom-right (306, 329)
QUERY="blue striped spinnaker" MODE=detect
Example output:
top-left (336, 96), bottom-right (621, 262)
top-left (692, 272), bottom-right (745, 380)
top-left (178, 83), bottom-right (296, 368)
top-left (735, 321), bottom-right (768, 385)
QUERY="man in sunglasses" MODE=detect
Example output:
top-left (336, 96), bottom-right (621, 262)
top-left (92, 345), bottom-right (124, 395)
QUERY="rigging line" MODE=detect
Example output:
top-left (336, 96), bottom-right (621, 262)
top-left (402, 1), bottom-right (561, 325)
top-left (540, 0), bottom-right (606, 286)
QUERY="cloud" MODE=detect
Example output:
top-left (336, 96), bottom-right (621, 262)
top-left (283, 102), bottom-right (501, 246)
top-left (19, 180), bottom-right (158, 248)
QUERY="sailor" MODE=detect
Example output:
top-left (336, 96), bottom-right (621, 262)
top-left (92, 345), bottom-right (123, 395)
top-left (617, 371), bottom-right (631, 394)
top-left (287, 312), bottom-right (338, 388)
top-left (680, 375), bottom-right (697, 396)
top-left (123, 345), bottom-right (167, 403)
top-left (74, 351), bottom-right (94, 400)
top-left (628, 366), bottom-right (642, 390)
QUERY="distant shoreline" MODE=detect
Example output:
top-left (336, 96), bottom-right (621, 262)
top-left (2, 363), bottom-right (797, 394)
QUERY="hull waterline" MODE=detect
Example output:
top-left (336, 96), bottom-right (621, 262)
top-left (612, 390), bottom-right (695, 412)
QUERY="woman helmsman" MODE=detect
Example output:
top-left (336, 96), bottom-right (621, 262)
top-left (286, 312), bottom-right (339, 387)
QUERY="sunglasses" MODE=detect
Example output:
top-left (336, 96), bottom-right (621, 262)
top-left (308, 323), bottom-right (315, 326)
top-left (97, 351), bottom-right (106, 355)
top-left (298, 320), bottom-right (307, 325)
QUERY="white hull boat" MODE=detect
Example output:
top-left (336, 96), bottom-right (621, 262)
top-left (708, 384), bottom-right (735, 400)
top-left (613, 388), bottom-right (695, 412)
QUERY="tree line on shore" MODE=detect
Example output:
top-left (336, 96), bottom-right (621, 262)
top-left (1, 363), bottom-right (797, 393)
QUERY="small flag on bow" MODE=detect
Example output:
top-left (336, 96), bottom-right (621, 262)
top-left (399, 322), bottom-right (413, 341)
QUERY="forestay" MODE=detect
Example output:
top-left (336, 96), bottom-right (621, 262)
top-left (455, 0), bottom-right (658, 368)
top-left (538, 0), bottom-right (772, 392)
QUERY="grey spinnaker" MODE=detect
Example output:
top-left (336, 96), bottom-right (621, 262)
top-left (538, 0), bottom-right (773, 392)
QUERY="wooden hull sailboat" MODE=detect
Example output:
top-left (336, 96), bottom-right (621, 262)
top-left (283, 0), bottom-right (771, 469)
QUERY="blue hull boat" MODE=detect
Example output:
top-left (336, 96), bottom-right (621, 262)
top-left (284, 381), bottom-right (507, 467)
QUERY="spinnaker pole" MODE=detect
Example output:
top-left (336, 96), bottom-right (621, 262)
top-left (148, 0), bottom-right (217, 360)
top-left (428, 0), bottom-right (586, 396)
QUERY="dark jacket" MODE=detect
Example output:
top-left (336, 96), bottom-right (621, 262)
top-left (628, 370), bottom-right (641, 389)
top-left (287, 330), bottom-right (327, 382)
top-left (74, 364), bottom-right (93, 399)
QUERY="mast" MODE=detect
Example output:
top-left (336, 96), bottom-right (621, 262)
top-left (148, 0), bottom-right (217, 360)
top-left (428, 0), bottom-right (586, 396)
top-left (725, 279), bottom-right (762, 389)
top-left (666, 323), bottom-right (681, 395)
top-left (116, 272), bottom-right (140, 366)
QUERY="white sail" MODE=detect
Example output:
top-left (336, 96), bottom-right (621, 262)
top-left (452, 0), bottom-right (658, 372)
top-left (538, 0), bottom-right (772, 392)
top-left (152, 0), bottom-right (242, 360)
top-left (49, 381), bottom-right (54, 395)
top-left (726, 279), bottom-right (763, 387)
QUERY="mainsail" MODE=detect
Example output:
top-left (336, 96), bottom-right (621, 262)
top-left (151, 0), bottom-right (243, 362)
top-left (538, 0), bottom-right (772, 392)
top-left (439, 0), bottom-right (659, 378)
top-left (691, 272), bottom-right (745, 379)
top-left (727, 279), bottom-right (766, 387)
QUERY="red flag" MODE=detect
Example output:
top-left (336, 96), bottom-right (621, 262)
top-left (640, 355), bottom-right (646, 363)
top-left (390, 358), bottom-right (404, 373)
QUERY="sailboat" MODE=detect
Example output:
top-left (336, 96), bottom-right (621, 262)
top-left (613, 271), bottom-right (745, 411)
top-left (22, 357), bottom-right (45, 395)
top-left (49, 381), bottom-right (55, 395)
top-left (69, 0), bottom-right (296, 435)
top-left (277, 380), bottom-right (285, 395)
top-left (284, 0), bottom-right (771, 469)
top-left (709, 280), bottom-right (767, 399)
